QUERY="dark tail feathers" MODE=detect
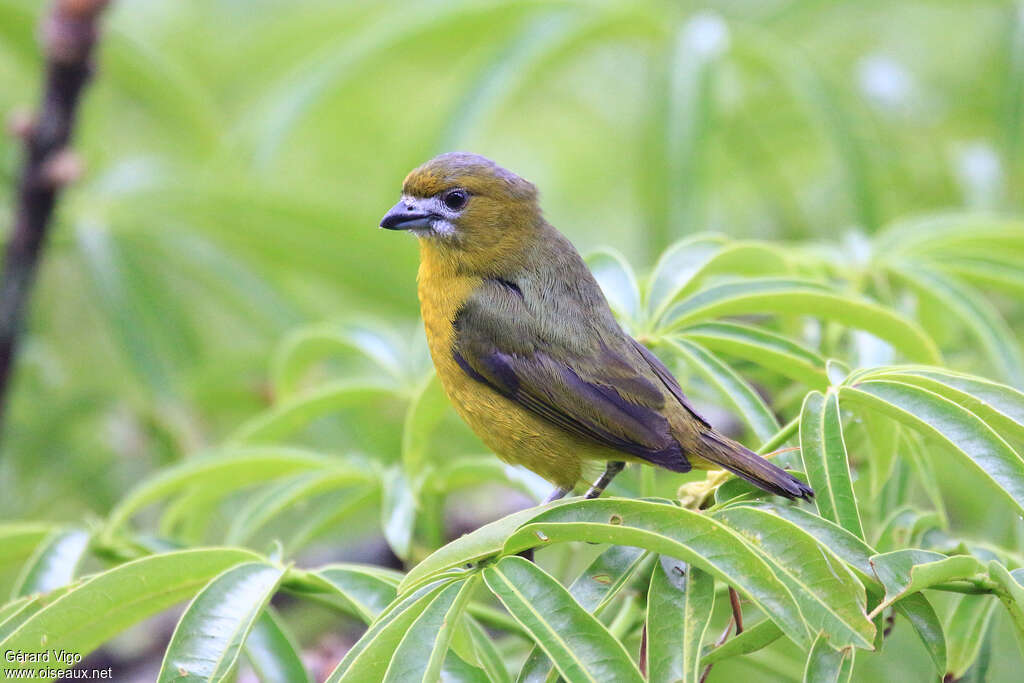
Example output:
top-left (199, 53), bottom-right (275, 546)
top-left (699, 431), bottom-right (814, 501)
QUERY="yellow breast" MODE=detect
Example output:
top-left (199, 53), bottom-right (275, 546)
top-left (416, 247), bottom-right (593, 489)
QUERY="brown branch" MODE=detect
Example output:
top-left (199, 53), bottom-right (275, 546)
top-left (0, 0), bottom-right (110, 434)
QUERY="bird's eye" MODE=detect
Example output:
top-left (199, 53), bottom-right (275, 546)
top-left (442, 189), bottom-right (468, 211)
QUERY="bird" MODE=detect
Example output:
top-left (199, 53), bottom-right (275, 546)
top-left (379, 152), bottom-right (813, 503)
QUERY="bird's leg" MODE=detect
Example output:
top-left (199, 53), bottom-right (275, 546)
top-left (585, 461), bottom-right (626, 499)
top-left (543, 486), bottom-right (572, 503)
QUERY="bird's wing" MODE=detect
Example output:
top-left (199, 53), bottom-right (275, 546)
top-left (452, 279), bottom-right (696, 472)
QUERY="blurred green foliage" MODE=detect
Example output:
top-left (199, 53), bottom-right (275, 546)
top-left (2, 1), bottom-right (1024, 681)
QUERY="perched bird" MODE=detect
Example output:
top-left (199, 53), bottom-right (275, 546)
top-left (380, 153), bottom-right (813, 503)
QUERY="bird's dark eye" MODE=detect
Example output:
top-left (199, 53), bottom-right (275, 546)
top-left (442, 189), bottom-right (468, 211)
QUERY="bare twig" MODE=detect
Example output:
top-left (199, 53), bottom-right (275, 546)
top-left (0, 0), bottom-right (110, 434)
top-left (729, 586), bottom-right (744, 634)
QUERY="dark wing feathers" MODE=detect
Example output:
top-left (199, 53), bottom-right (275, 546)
top-left (452, 281), bottom-right (692, 472)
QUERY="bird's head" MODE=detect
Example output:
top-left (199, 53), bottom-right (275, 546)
top-left (379, 153), bottom-right (541, 268)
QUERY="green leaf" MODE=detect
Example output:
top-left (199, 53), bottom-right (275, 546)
top-left (662, 278), bottom-right (941, 363)
top-left (399, 500), bottom-right (574, 593)
top-left (0, 549), bottom-right (261, 679)
top-left (799, 391), bottom-right (864, 538)
top-left (869, 550), bottom-right (983, 614)
top-left (104, 448), bottom-right (335, 536)
top-left (244, 608), bottom-right (311, 683)
top-left (288, 564), bottom-right (401, 624)
top-left (680, 321), bottom-right (828, 389)
top-left (713, 505), bottom-right (875, 649)
top-left (646, 557), bottom-right (714, 683)
top-left (944, 595), bottom-right (998, 679)
top-left (383, 575), bottom-right (479, 682)
top-left (892, 265), bottom-right (1024, 387)
top-left (662, 337), bottom-right (780, 442)
top-left (874, 506), bottom-right (941, 554)
top-left (12, 529), bottom-right (90, 598)
top-left (700, 619), bottom-right (783, 667)
top-left (382, 467), bottom-right (417, 561)
top-left (158, 562), bottom-right (286, 682)
top-left (645, 234), bottom-right (728, 319)
top-left (324, 578), bottom-right (458, 682)
top-left (869, 367), bottom-right (1024, 443)
top-left (402, 374), bottom-right (451, 475)
top-left (803, 633), bottom-right (854, 683)
top-left (501, 499), bottom-right (810, 647)
top-left (0, 524), bottom-right (59, 573)
top-left (893, 591), bottom-right (946, 676)
top-left (482, 557), bottom-right (644, 683)
top-left (587, 249), bottom-right (641, 322)
top-left (986, 561), bottom-right (1024, 656)
top-left (465, 616), bottom-right (511, 683)
top-left (229, 381), bottom-right (402, 444)
top-left (442, 649), bottom-right (491, 683)
top-left (841, 380), bottom-right (1024, 516)
top-left (517, 545), bottom-right (649, 683)
top-left (225, 468), bottom-right (375, 545)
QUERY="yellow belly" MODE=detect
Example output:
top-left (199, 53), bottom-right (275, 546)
top-left (417, 259), bottom-right (618, 489)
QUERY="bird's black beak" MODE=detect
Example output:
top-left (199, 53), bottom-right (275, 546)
top-left (379, 200), bottom-right (434, 231)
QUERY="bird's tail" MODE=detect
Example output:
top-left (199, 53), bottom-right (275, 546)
top-left (699, 430), bottom-right (814, 501)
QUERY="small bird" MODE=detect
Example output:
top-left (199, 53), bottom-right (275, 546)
top-left (380, 153), bottom-right (813, 503)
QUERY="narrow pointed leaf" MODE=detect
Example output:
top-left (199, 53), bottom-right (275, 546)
top-left (158, 562), bottom-right (286, 682)
top-left (893, 591), bottom-right (946, 676)
top-left (700, 619), bottom-right (783, 667)
top-left (713, 506), bottom-right (875, 649)
top-left (944, 595), bottom-right (998, 679)
top-left (325, 578), bottom-right (457, 682)
top-left (501, 499), bottom-right (809, 647)
top-left (244, 608), bottom-right (311, 683)
top-left (800, 391), bottom-right (864, 538)
top-left (842, 380), bottom-right (1024, 516)
top-left (12, 529), bottom-right (90, 598)
top-left (383, 576), bottom-right (479, 683)
top-left (0, 549), bottom-right (261, 679)
top-left (483, 557), bottom-right (644, 683)
top-left (664, 337), bottom-right (780, 442)
top-left (869, 550), bottom-right (982, 613)
top-left (646, 557), bottom-right (714, 683)
top-left (803, 634), bottom-right (854, 683)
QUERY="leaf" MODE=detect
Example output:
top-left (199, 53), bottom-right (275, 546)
top-left (680, 321), bottom-right (828, 389)
top-left (11, 529), bottom-right (90, 598)
top-left (646, 557), bottom-right (714, 683)
top-left (713, 505), bottom-right (875, 649)
top-left (103, 448), bottom-right (335, 536)
top-left (399, 500), bottom-right (574, 593)
top-left (382, 467), bottom-right (417, 561)
top-left (482, 557), bottom-right (644, 683)
top-left (841, 380), bottom-right (1024, 516)
top-left (700, 619), bottom-right (783, 667)
top-left (893, 265), bottom-right (1024, 387)
top-left (501, 499), bottom-right (810, 647)
top-left (586, 249), bottom-right (641, 322)
top-left (869, 550), bottom-right (983, 613)
top-left (803, 633), bottom-right (854, 683)
top-left (517, 545), bottom-right (649, 682)
top-left (0, 524), bottom-right (59, 573)
top-left (324, 578), bottom-right (458, 682)
top-left (229, 381), bottom-right (403, 444)
top-left (0, 549), bottom-right (260, 679)
top-left (662, 337), bottom-right (780, 442)
top-left (244, 608), bottom-right (311, 683)
top-left (158, 562), bottom-right (286, 682)
top-left (287, 564), bottom-right (401, 624)
top-left (893, 591), bottom-right (946, 676)
top-left (225, 468), bottom-right (374, 545)
top-left (662, 278), bottom-right (941, 363)
top-left (799, 391), bottom-right (864, 538)
top-left (874, 506), bottom-right (941, 554)
top-left (465, 616), bottom-right (511, 683)
top-left (646, 234), bottom-right (728, 318)
top-left (944, 594), bottom-right (998, 679)
top-left (869, 367), bottom-right (1024, 443)
top-left (383, 575), bottom-right (479, 682)
top-left (402, 374), bottom-right (451, 475)
top-left (986, 561), bottom-right (1024, 656)
top-left (442, 649), bottom-right (491, 683)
